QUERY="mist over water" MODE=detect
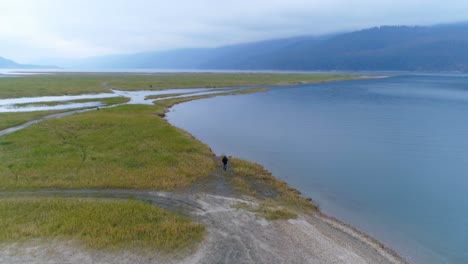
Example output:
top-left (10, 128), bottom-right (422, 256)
top-left (167, 75), bottom-right (468, 264)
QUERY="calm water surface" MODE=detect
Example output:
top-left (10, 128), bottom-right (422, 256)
top-left (167, 75), bottom-right (468, 264)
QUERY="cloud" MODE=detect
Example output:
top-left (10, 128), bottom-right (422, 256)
top-left (1, 0), bottom-right (468, 62)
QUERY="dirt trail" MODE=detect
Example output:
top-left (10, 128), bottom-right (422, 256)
top-left (0, 186), bottom-right (407, 264)
top-left (0, 110), bottom-right (90, 137)
top-left (183, 193), bottom-right (405, 264)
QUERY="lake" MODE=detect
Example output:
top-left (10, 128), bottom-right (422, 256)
top-left (167, 74), bottom-right (468, 264)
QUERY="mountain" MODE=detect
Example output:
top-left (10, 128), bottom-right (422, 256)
top-left (65, 23), bottom-right (468, 71)
top-left (67, 35), bottom-right (325, 69)
top-left (255, 24), bottom-right (468, 71)
top-left (0, 56), bottom-right (57, 69)
top-left (0, 57), bottom-right (22, 68)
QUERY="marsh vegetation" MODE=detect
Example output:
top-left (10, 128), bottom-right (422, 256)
top-left (0, 73), bottom-right (356, 98)
top-left (0, 198), bottom-right (204, 251)
top-left (0, 73), bottom-right (352, 254)
top-left (0, 105), bottom-right (214, 190)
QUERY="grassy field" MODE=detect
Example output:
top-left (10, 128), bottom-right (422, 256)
top-left (0, 104), bottom-right (215, 190)
top-left (0, 198), bottom-right (204, 251)
top-left (107, 73), bottom-right (355, 91)
top-left (0, 73), bottom-right (357, 98)
top-left (0, 74), bottom-right (112, 98)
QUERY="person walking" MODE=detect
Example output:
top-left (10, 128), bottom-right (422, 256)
top-left (222, 155), bottom-right (229, 171)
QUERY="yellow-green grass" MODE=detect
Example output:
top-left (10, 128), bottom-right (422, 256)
top-left (260, 206), bottom-right (298, 220)
top-left (156, 88), bottom-right (268, 108)
top-left (0, 104), bottom-right (215, 190)
top-left (229, 158), bottom-right (318, 213)
top-left (0, 73), bottom-right (357, 98)
top-left (232, 202), bottom-right (298, 220)
top-left (13, 96), bottom-right (130, 107)
top-left (0, 110), bottom-right (71, 131)
top-left (0, 198), bottom-right (205, 251)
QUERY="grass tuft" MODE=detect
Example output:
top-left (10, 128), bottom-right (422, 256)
top-left (261, 206), bottom-right (298, 220)
top-left (232, 202), bottom-right (298, 220)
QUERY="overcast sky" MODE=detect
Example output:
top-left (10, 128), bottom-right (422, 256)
top-left (1, 0), bottom-right (468, 63)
